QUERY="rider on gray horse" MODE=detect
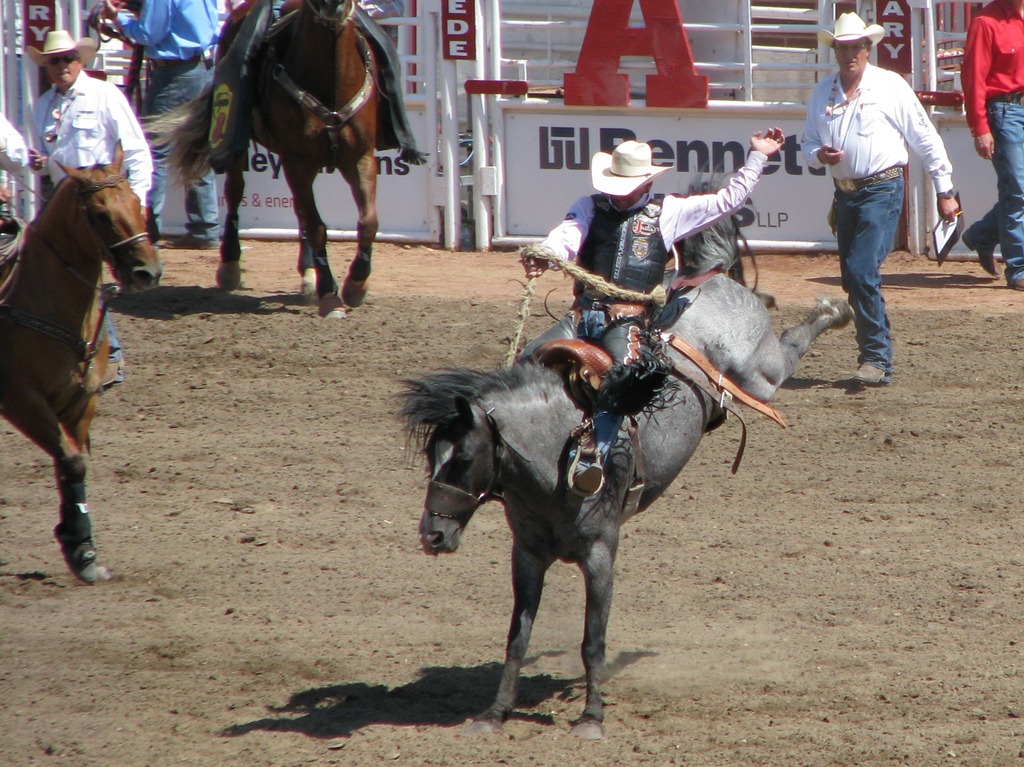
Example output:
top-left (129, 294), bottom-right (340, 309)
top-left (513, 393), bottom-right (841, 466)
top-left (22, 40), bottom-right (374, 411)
top-left (519, 130), bottom-right (785, 497)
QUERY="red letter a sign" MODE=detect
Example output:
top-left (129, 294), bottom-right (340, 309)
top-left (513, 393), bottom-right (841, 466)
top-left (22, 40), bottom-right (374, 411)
top-left (563, 0), bottom-right (709, 107)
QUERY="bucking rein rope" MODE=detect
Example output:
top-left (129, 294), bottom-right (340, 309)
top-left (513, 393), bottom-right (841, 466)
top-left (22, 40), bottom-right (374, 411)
top-left (504, 245), bottom-right (787, 472)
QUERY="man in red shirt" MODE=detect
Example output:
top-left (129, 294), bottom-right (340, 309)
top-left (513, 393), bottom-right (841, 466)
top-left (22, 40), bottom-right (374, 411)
top-left (961, 0), bottom-right (1024, 289)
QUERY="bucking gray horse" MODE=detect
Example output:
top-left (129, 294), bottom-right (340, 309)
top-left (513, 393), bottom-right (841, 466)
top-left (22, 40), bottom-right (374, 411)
top-left (399, 268), bottom-right (852, 739)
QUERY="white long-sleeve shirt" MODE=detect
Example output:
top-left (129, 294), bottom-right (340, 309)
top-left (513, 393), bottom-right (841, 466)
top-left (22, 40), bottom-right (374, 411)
top-left (31, 71), bottom-right (153, 203)
top-left (540, 151), bottom-right (769, 262)
top-left (801, 62), bottom-right (954, 194)
top-left (0, 114), bottom-right (30, 173)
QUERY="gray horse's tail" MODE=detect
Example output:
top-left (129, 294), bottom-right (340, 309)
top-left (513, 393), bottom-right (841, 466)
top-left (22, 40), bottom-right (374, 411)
top-left (145, 89), bottom-right (215, 185)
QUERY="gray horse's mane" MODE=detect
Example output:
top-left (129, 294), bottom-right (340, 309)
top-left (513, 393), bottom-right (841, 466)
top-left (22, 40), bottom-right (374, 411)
top-left (398, 363), bottom-right (556, 449)
top-left (673, 176), bottom-right (741, 278)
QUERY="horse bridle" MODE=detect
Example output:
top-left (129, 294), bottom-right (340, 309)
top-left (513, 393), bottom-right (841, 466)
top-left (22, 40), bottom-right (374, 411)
top-left (269, 0), bottom-right (374, 166)
top-left (426, 410), bottom-right (505, 521)
top-left (0, 173), bottom-right (147, 363)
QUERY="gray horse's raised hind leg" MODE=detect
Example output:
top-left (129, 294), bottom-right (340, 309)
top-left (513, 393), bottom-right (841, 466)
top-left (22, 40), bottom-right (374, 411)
top-left (778, 297), bottom-right (853, 371)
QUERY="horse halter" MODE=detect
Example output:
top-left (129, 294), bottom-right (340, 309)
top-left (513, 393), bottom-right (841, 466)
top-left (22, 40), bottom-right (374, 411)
top-left (426, 411), bottom-right (505, 521)
top-left (308, 0), bottom-right (356, 30)
top-left (78, 173), bottom-right (151, 256)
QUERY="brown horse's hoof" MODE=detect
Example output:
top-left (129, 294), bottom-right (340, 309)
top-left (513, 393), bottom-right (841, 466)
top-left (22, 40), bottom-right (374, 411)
top-left (317, 293), bottom-right (348, 319)
top-left (301, 269), bottom-right (317, 303)
top-left (53, 525), bottom-right (103, 584)
top-left (217, 261), bottom-right (242, 291)
top-left (342, 278), bottom-right (368, 308)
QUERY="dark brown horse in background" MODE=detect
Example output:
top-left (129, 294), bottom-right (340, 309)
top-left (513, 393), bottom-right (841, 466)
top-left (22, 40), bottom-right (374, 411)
top-left (0, 149), bottom-right (162, 582)
top-left (153, 0), bottom-right (420, 318)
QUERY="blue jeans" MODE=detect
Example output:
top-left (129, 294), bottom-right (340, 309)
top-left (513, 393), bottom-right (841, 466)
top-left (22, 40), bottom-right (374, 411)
top-left (964, 203), bottom-right (1000, 254)
top-left (834, 176), bottom-right (904, 376)
top-left (988, 101), bottom-right (1024, 284)
top-left (145, 59), bottom-right (220, 242)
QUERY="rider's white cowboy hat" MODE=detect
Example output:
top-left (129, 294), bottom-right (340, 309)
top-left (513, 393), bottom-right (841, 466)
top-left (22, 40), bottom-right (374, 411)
top-left (817, 12), bottom-right (885, 47)
top-left (591, 141), bottom-right (670, 197)
top-left (27, 30), bottom-right (99, 68)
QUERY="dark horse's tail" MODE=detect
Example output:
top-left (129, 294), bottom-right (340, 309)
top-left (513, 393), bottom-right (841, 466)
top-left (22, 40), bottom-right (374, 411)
top-left (146, 90), bottom-right (215, 187)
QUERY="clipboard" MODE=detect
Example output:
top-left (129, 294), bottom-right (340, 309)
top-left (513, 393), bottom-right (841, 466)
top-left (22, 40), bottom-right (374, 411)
top-left (933, 193), bottom-right (964, 266)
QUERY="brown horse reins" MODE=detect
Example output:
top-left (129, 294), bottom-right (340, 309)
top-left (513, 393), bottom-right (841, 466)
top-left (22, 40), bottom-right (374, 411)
top-left (0, 174), bottom-right (146, 365)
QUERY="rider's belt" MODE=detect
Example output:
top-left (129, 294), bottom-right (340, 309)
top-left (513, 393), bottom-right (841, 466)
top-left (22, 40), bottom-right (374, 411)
top-left (148, 54), bottom-right (203, 68)
top-left (988, 91), bottom-right (1024, 105)
top-left (833, 165), bottom-right (905, 194)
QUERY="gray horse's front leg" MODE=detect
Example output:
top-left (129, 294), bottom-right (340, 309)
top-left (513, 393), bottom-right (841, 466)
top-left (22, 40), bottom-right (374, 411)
top-left (463, 543), bottom-right (549, 735)
top-left (571, 539), bottom-right (617, 739)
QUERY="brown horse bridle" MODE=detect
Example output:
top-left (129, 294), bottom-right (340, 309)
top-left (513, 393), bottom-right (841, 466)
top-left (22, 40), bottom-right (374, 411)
top-left (269, 0), bottom-right (375, 168)
top-left (0, 173), bottom-right (148, 366)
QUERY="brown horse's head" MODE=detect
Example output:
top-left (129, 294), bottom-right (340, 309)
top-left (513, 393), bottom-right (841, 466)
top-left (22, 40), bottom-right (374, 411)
top-left (302, 0), bottom-right (356, 27)
top-left (58, 145), bottom-right (162, 293)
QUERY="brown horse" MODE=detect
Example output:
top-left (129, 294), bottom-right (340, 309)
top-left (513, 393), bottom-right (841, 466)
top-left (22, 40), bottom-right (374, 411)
top-left (154, 0), bottom-right (419, 318)
top-left (0, 149), bottom-right (162, 583)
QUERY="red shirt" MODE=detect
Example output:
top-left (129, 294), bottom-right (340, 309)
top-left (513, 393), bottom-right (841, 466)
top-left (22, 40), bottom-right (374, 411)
top-left (962, 0), bottom-right (1024, 137)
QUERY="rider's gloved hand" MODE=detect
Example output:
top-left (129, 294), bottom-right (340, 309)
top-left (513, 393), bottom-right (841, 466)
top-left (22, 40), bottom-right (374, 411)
top-left (520, 244), bottom-right (556, 279)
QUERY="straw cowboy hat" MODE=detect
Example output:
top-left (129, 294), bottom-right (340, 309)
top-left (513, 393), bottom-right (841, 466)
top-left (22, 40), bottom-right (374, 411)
top-left (27, 30), bottom-right (99, 68)
top-left (817, 12), bottom-right (885, 47)
top-left (591, 141), bottom-right (670, 197)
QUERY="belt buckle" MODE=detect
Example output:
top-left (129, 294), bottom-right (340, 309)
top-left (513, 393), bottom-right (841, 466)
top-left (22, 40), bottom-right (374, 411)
top-left (836, 179), bottom-right (858, 193)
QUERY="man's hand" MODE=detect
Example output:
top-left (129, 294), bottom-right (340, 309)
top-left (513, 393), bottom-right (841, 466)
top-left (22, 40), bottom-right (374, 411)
top-left (974, 133), bottom-right (995, 161)
top-left (101, 0), bottom-right (124, 21)
top-left (937, 195), bottom-right (960, 223)
top-left (28, 148), bottom-right (46, 171)
top-left (520, 244), bottom-right (556, 279)
top-left (816, 145), bottom-right (844, 166)
top-left (750, 127), bottom-right (785, 157)
top-left (0, 186), bottom-right (12, 205)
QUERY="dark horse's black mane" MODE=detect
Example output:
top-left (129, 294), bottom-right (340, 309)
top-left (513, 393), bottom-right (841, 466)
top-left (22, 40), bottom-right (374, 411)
top-left (398, 364), bottom-right (553, 448)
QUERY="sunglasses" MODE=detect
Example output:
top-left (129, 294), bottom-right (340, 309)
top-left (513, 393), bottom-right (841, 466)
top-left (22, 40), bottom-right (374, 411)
top-left (45, 54), bottom-right (80, 66)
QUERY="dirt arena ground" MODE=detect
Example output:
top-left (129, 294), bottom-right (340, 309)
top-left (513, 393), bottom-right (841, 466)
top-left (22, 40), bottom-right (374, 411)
top-left (2, 241), bottom-right (1024, 767)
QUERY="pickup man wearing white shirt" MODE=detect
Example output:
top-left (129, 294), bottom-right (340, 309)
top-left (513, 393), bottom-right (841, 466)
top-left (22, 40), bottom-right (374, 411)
top-left (801, 13), bottom-right (960, 386)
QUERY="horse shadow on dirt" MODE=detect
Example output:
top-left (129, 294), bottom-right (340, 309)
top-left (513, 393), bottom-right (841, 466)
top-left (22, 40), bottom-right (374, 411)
top-left (112, 285), bottom-right (312, 320)
top-left (221, 650), bottom-right (656, 739)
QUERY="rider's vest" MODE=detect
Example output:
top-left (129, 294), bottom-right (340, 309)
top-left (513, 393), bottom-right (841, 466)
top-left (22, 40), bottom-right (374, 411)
top-left (577, 195), bottom-right (669, 295)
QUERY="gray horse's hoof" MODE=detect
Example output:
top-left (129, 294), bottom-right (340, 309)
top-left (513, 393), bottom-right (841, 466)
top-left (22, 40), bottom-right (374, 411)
top-left (217, 261), bottom-right (242, 291)
top-left (818, 296), bottom-right (854, 328)
top-left (317, 293), bottom-right (348, 319)
top-left (571, 717), bottom-right (605, 739)
top-left (460, 717), bottom-right (503, 736)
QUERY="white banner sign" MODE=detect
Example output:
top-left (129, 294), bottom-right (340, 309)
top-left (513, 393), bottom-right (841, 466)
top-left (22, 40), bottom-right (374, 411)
top-left (161, 107), bottom-right (433, 240)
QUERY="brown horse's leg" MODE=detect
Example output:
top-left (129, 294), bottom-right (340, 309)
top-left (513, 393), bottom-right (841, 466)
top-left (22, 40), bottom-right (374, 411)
top-left (339, 151), bottom-right (379, 309)
top-left (3, 393), bottom-right (100, 583)
top-left (282, 164), bottom-right (344, 317)
top-left (217, 156), bottom-right (246, 291)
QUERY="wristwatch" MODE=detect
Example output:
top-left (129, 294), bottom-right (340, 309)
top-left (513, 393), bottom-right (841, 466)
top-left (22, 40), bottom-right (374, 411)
top-left (936, 190), bottom-right (956, 200)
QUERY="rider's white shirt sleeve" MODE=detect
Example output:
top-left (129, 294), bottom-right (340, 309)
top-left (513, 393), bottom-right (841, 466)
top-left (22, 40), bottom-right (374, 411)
top-left (657, 151), bottom-right (768, 248)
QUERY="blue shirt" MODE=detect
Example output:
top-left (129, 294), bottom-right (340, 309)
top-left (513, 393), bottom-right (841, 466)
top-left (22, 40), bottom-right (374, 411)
top-left (118, 0), bottom-right (219, 61)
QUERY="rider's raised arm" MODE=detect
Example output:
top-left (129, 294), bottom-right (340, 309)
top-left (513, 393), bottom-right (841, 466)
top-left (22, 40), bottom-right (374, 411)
top-left (657, 150), bottom-right (769, 248)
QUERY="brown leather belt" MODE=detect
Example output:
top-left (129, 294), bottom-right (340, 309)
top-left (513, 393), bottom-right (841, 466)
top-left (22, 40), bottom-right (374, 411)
top-left (833, 165), bottom-right (905, 194)
top-left (148, 55), bottom-right (202, 68)
top-left (988, 91), bottom-right (1024, 105)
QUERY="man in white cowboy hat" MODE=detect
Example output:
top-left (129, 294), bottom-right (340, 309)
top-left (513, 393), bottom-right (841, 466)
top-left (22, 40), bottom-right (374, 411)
top-left (27, 30), bottom-right (153, 205)
top-left (519, 129), bottom-right (784, 496)
top-left (27, 29), bottom-right (155, 389)
top-left (802, 12), bottom-right (960, 386)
